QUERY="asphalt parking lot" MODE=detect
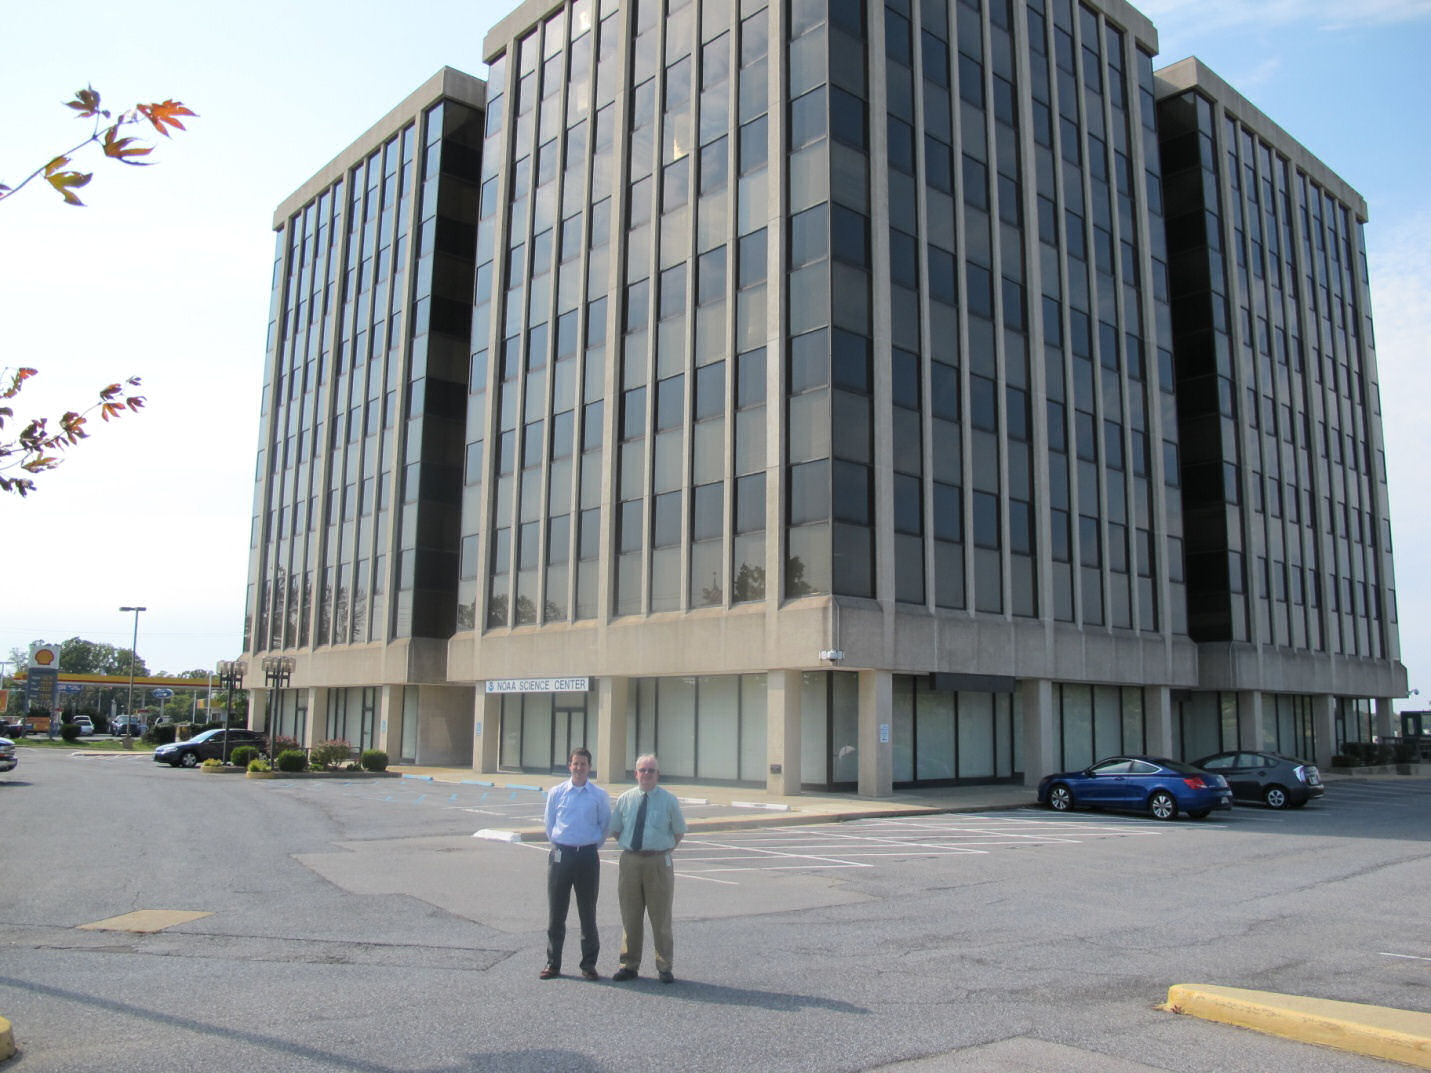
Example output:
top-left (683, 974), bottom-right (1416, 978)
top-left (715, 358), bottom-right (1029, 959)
top-left (3, 753), bottom-right (1428, 1073)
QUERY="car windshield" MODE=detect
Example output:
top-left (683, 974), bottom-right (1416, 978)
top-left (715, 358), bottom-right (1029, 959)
top-left (1153, 758), bottom-right (1204, 775)
top-left (189, 729), bottom-right (222, 743)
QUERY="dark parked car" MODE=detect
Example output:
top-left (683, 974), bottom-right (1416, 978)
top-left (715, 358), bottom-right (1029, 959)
top-left (1, 718), bottom-right (30, 738)
top-left (0, 736), bottom-right (16, 774)
top-left (153, 728), bottom-right (269, 768)
top-left (110, 716), bottom-right (147, 738)
top-left (1191, 751), bottom-right (1324, 809)
top-left (1038, 755), bottom-right (1233, 820)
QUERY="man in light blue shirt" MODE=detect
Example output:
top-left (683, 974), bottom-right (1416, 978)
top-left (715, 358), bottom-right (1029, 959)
top-left (608, 754), bottom-right (687, 983)
top-left (542, 747), bottom-right (611, 980)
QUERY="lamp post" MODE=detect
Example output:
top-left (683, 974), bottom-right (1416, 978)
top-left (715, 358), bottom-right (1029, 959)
top-left (118, 606), bottom-right (146, 750)
top-left (261, 656), bottom-right (294, 761)
top-left (216, 659), bottom-right (248, 764)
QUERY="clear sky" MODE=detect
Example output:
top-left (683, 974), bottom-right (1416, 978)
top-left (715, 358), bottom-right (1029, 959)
top-left (1, 0), bottom-right (1428, 690)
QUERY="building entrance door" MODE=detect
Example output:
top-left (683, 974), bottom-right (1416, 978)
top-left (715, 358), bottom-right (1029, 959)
top-left (552, 704), bottom-right (590, 771)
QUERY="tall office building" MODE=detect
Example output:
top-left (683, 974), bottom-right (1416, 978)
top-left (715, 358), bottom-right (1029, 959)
top-left (244, 0), bottom-right (1404, 795)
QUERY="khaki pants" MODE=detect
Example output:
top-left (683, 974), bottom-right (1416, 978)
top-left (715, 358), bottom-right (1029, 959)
top-left (617, 850), bottom-right (674, 972)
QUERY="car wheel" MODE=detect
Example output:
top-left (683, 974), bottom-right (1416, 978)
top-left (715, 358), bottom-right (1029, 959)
top-left (1263, 785), bottom-right (1289, 809)
top-left (1149, 790), bottom-right (1178, 821)
top-left (1047, 783), bottom-right (1074, 812)
top-left (179, 752), bottom-right (199, 768)
top-left (1186, 808), bottom-right (1211, 819)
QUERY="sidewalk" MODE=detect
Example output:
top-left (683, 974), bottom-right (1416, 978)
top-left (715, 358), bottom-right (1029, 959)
top-left (390, 764), bottom-right (1037, 840)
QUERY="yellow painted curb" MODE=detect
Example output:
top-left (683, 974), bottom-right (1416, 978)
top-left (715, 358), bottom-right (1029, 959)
top-left (1, 1013), bottom-right (15, 1061)
top-left (1163, 984), bottom-right (1431, 1069)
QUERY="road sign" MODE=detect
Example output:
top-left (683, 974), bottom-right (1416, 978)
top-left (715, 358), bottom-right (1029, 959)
top-left (152, 687), bottom-right (174, 699)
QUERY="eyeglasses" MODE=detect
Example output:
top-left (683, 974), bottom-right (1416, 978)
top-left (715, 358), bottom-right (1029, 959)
top-left (637, 767), bottom-right (657, 773)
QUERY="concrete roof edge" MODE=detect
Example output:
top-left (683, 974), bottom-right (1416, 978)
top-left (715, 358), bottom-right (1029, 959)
top-left (271, 67), bottom-right (487, 229)
top-left (1153, 57), bottom-right (1368, 218)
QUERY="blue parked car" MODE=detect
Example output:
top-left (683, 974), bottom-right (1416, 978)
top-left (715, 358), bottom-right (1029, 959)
top-left (1038, 755), bottom-right (1233, 820)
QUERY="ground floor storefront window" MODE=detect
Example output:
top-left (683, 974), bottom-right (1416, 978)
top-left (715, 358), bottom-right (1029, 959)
top-left (629, 674), bottom-right (767, 784)
top-left (1054, 684), bottom-right (1146, 772)
top-left (891, 676), bottom-right (1022, 787)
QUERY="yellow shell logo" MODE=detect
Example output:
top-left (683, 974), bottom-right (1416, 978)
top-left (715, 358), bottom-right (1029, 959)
top-left (34, 648), bottom-right (56, 666)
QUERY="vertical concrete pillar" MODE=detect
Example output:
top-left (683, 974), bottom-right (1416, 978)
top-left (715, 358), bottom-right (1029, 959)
top-left (766, 669), bottom-right (802, 796)
top-left (1374, 696), bottom-right (1396, 742)
top-left (1313, 694), bottom-right (1337, 770)
top-left (1144, 684), bottom-right (1173, 758)
top-left (1020, 678), bottom-right (1056, 787)
top-left (305, 687), bottom-right (327, 749)
top-left (596, 676), bottom-right (629, 785)
top-left (857, 670), bottom-right (893, 798)
top-left (1237, 690), bottom-right (1265, 751)
top-left (473, 687), bottom-right (502, 774)
top-left (248, 689), bottom-right (269, 735)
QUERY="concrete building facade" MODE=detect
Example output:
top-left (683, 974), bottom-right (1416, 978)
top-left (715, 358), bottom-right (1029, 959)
top-left (243, 0), bottom-right (1405, 796)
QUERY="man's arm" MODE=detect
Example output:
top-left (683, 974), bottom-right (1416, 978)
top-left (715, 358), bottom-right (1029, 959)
top-left (544, 783), bottom-right (561, 840)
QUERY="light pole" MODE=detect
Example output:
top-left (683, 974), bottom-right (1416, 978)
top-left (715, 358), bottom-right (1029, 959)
top-left (118, 606), bottom-right (145, 749)
top-left (261, 656), bottom-right (294, 761)
top-left (216, 659), bottom-right (248, 764)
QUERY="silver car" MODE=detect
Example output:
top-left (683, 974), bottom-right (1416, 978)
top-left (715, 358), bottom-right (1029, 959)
top-left (0, 737), bottom-right (17, 774)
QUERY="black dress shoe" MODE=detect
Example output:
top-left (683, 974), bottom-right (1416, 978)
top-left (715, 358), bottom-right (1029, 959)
top-left (581, 968), bottom-right (600, 981)
top-left (539, 966), bottom-right (561, 980)
top-left (658, 970), bottom-right (675, 984)
top-left (612, 968), bottom-right (638, 981)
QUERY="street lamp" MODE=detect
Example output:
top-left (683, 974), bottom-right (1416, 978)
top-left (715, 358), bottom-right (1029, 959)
top-left (261, 656), bottom-right (295, 761)
top-left (216, 659), bottom-right (248, 764)
top-left (118, 606), bottom-right (146, 749)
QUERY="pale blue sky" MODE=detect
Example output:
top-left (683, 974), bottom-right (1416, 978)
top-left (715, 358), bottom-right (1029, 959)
top-left (1, 0), bottom-right (1427, 692)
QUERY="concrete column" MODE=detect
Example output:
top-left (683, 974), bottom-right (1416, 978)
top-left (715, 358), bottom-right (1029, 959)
top-left (1144, 685), bottom-right (1174, 758)
top-left (766, 669), bottom-right (802, 796)
top-left (596, 677), bottom-right (629, 785)
top-left (1020, 678), bottom-right (1056, 787)
top-left (1375, 696), bottom-right (1396, 742)
top-left (305, 687), bottom-right (327, 749)
top-left (1237, 690), bottom-right (1265, 751)
top-left (1313, 694), bottom-right (1337, 770)
top-left (473, 688), bottom-right (501, 774)
top-left (857, 670), bottom-right (893, 798)
top-left (247, 689), bottom-right (268, 735)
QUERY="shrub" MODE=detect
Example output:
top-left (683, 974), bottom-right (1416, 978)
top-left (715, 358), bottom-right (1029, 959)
top-left (230, 745), bottom-right (259, 768)
top-left (60, 722), bottom-right (82, 742)
top-left (359, 749), bottom-right (389, 772)
top-left (247, 757), bottom-right (271, 773)
top-left (272, 735), bottom-right (300, 755)
top-left (200, 758), bottom-right (223, 770)
top-left (309, 739), bottom-right (353, 771)
top-left (275, 749), bottom-right (308, 773)
top-left (145, 724), bottom-right (177, 746)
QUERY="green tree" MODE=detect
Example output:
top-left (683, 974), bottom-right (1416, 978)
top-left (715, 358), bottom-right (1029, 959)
top-left (1, 86), bottom-right (194, 497)
top-left (54, 636), bottom-right (146, 677)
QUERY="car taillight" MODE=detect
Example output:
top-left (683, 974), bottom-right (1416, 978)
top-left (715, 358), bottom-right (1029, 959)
top-left (1182, 776), bottom-right (1207, 790)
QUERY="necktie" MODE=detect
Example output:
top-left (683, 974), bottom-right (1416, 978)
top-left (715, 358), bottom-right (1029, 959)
top-left (631, 792), bottom-right (649, 850)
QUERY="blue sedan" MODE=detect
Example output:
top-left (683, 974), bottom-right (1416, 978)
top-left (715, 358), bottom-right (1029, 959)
top-left (1037, 756), bottom-right (1233, 820)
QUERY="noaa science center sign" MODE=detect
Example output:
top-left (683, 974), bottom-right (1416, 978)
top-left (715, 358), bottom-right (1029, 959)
top-left (484, 677), bottom-right (590, 694)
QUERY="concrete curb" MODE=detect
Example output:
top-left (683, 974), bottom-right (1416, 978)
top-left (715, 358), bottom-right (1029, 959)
top-left (1162, 984), bottom-right (1431, 1069)
top-left (0, 1013), bottom-right (14, 1061)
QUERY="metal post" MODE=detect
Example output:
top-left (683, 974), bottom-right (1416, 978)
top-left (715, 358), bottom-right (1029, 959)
top-left (118, 606), bottom-right (145, 750)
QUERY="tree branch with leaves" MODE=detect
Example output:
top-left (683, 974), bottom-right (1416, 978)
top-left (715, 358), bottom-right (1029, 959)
top-left (0, 86), bottom-right (194, 496)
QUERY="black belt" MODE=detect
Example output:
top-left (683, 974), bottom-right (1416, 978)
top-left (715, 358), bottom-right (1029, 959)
top-left (553, 842), bottom-right (598, 851)
top-left (624, 848), bottom-right (666, 856)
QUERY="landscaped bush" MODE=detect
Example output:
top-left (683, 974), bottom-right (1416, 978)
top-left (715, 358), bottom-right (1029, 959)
top-left (229, 745), bottom-right (260, 768)
top-left (272, 735), bottom-right (300, 755)
top-left (309, 739), bottom-right (353, 771)
top-left (275, 749), bottom-right (308, 773)
top-left (145, 724), bottom-right (177, 746)
top-left (359, 749), bottom-right (389, 772)
top-left (200, 758), bottom-right (223, 770)
top-left (247, 757), bottom-right (271, 773)
top-left (60, 722), bottom-right (82, 742)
